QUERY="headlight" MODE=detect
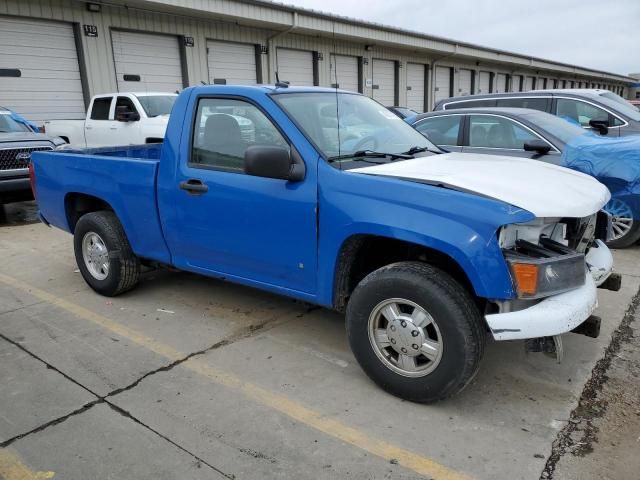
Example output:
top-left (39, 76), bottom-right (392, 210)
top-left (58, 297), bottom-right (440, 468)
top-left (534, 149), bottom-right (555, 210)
top-left (504, 239), bottom-right (585, 299)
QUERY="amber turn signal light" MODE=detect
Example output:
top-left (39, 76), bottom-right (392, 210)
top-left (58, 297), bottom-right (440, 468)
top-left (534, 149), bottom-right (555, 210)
top-left (510, 263), bottom-right (538, 296)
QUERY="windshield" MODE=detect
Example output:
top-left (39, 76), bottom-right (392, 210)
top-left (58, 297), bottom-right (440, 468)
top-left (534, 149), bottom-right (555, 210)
top-left (0, 113), bottom-right (31, 133)
top-left (391, 107), bottom-right (417, 118)
top-left (600, 91), bottom-right (637, 108)
top-left (273, 92), bottom-right (436, 161)
top-left (520, 110), bottom-right (586, 145)
top-left (596, 93), bottom-right (640, 121)
top-left (135, 95), bottom-right (177, 117)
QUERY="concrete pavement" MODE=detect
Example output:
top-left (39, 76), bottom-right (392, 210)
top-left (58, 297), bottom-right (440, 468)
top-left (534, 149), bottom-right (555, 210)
top-left (1, 202), bottom-right (639, 480)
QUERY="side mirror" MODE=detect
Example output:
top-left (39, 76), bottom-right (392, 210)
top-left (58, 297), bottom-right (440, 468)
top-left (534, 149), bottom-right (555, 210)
top-left (589, 119), bottom-right (609, 135)
top-left (115, 105), bottom-right (140, 122)
top-left (523, 139), bottom-right (552, 154)
top-left (244, 145), bottom-right (305, 181)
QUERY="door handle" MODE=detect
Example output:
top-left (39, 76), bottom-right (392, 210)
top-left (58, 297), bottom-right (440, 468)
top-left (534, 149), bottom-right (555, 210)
top-left (85, 126), bottom-right (92, 130)
top-left (179, 179), bottom-right (208, 194)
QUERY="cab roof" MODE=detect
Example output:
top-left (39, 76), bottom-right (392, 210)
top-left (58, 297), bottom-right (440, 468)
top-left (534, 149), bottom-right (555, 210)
top-left (190, 84), bottom-right (358, 95)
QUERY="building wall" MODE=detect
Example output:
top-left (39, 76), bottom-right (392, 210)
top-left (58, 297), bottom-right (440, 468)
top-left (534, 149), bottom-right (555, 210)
top-left (0, 0), bottom-right (632, 117)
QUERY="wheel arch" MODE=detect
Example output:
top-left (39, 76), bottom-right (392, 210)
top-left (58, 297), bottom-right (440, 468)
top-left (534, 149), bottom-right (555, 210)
top-left (64, 192), bottom-right (114, 233)
top-left (332, 234), bottom-right (482, 312)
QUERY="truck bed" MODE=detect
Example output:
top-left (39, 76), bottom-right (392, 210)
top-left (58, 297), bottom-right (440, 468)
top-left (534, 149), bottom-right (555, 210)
top-left (31, 145), bottom-right (171, 263)
top-left (57, 143), bottom-right (163, 160)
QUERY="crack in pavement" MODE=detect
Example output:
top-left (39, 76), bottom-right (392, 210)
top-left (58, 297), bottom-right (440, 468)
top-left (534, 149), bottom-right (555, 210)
top-left (0, 300), bottom-right (46, 318)
top-left (0, 399), bottom-right (102, 449)
top-left (541, 284), bottom-right (640, 479)
top-left (104, 312), bottom-right (287, 400)
top-left (0, 314), bottom-right (286, 478)
top-left (103, 401), bottom-right (235, 479)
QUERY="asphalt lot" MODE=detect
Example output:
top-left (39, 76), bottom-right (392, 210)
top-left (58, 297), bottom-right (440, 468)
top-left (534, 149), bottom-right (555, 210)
top-left (1, 201), bottom-right (639, 480)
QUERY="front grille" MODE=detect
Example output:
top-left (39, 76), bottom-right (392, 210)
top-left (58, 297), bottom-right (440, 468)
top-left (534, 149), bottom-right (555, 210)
top-left (0, 146), bottom-right (53, 171)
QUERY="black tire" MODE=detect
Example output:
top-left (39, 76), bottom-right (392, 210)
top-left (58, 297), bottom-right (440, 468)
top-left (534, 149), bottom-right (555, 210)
top-left (606, 222), bottom-right (640, 249)
top-left (73, 211), bottom-right (140, 296)
top-left (346, 261), bottom-right (485, 403)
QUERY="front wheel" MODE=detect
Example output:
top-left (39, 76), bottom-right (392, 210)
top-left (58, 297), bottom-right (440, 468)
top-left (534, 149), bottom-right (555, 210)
top-left (604, 197), bottom-right (640, 249)
top-left (73, 211), bottom-right (140, 296)
top-left (346, 262), bottom-right (485, 403)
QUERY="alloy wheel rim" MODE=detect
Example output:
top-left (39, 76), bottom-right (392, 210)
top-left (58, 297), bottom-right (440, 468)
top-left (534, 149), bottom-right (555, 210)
top-left (82, 232), bottom-right (110, 280)
top-left (605, 198), bottom-right (634, 241)
top-left (367, 298), bottom-right (443, 378)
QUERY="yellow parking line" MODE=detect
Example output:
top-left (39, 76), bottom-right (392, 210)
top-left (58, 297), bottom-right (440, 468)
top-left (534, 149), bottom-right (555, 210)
top-left (0, 449), bottom-right (55, 480)
top-left (0, 272), bottom-right (472, 480)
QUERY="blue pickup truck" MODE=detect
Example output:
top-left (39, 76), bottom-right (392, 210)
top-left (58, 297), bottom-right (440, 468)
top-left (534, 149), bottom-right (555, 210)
top-left (32, 85), bottom-right (620, 402)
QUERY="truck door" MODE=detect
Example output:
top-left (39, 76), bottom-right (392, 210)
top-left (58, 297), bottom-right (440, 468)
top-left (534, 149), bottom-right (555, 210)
top-left (84, 96), bottom-right (113, 147)
top-left (109, 96), bottom-right (142, 144)
top-left (164, 95), bottom-right (318, 295)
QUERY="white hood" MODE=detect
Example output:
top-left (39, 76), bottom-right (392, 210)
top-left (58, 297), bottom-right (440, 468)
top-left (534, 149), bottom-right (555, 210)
top-left (351, 153), bottom-right (610, 218)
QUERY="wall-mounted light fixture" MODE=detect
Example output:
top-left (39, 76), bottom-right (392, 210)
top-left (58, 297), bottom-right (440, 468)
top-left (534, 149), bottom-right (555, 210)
top-left (86, 3), bottom-right (101, 13)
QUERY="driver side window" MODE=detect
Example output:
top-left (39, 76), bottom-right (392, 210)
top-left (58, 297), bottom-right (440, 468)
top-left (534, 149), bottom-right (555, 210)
top-left (191, 98), bottom-right (287, 172)
top-left (468, 115), bottom-right (539, 149)
top-left (116, 97), bottom-right (138, 115)
top-left (556, 99), bottom-right (609, 127)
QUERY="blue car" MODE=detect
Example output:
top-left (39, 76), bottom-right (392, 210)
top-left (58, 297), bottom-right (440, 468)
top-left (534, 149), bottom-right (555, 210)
top-left (408, 107), bottom-right (640, 248)
top-left (1, 107), bottom-right (39, 132)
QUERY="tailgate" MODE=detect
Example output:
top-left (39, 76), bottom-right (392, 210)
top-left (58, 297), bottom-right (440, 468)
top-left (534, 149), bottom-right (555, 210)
top-left (32, 151), bottom-right (170, 263)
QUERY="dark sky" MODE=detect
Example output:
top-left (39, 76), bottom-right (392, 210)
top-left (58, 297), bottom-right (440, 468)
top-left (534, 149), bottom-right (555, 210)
top-left (283, 0), bottom-right (639, 76)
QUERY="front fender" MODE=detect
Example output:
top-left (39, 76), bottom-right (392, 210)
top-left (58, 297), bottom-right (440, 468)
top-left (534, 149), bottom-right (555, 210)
top-left (317, 161), bottom-right (534, 304)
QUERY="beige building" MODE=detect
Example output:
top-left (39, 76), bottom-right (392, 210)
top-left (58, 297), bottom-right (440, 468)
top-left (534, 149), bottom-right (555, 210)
top-left (0, 0), bottom-right (635, 124)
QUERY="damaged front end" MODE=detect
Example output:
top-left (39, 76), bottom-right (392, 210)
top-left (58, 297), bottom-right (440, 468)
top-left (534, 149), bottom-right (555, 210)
top-left (485, 211), bottom-right (621, 361)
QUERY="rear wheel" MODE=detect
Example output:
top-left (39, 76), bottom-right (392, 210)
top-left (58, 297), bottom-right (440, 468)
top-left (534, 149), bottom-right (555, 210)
top-left (74, 211), bottom-right (140, 296)
top-left (346, 261), bottom-right (485, 403)
top-left (605, 198), bottom-right (640, 249)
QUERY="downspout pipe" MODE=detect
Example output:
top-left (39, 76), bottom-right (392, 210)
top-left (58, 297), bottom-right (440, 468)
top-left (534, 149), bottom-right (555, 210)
top-left (267, 12), bottom-right (298, 83)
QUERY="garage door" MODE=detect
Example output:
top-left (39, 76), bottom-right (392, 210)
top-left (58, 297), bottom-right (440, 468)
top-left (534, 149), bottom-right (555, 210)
top-left (329, 54), bottom-right (359, 92)
top-left (495, 73), bottom-right (508, 93)
top-left (371, 59), bottom-right (395, 106)
top-left (434, 66), bottom-right (452, 104)
top-left (0, 16), bottom-right (85, 123)
top-left (112, 30), bottom-right (183, 93)
top-left (277, 48), bottom-right (314, 86)
top-left (207, 40), bottom-right (256, 85)
top-left (406, 63), bottom-right (425, 112)
top-left (478, 71), bottom-right (491, 94)
top-left (512, 75), bottom-right (523, 92)
top-left (524, 76), bottom-right (535, 91)
top-left (458, 69), bottom-right (473, 96)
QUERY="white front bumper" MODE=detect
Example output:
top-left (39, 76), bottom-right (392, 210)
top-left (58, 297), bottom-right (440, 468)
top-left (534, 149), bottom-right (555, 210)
top-left (486, 240), bottom-right (613, 341)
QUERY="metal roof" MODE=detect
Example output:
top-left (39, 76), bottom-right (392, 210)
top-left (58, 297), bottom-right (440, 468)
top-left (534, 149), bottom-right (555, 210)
top-left (238, 0), bottom-right (635, 82)
top-left (100, 0), bottom-right (634, 83)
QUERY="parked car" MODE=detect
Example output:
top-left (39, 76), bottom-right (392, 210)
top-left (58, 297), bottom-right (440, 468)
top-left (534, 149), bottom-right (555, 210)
top-left (408, 107), bottom-right (640, 248)
top-left (31, 85), bottom-right (619, 402)
top-left (434, 89), bottom-right (640, 136)
top-left (0, 107), bottom-right (66, 205)
top-left (1, 107), bottom-right (39, 133)
top-left (387, 106), bottom-right (419, 119)
top-left (43, 92), bottom-right (177, 148)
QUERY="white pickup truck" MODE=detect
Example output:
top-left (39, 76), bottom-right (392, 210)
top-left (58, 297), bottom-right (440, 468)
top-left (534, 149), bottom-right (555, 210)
top-left (43, 92), bottom-right (177, 148)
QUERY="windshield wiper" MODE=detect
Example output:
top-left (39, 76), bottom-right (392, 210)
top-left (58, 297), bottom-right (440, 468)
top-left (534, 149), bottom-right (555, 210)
top-left (403, 145), bottom-right (444, 155)
top-left (328, 150), bottom-right (413, 162)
